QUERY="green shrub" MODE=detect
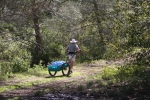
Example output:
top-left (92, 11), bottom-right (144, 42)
top-left (101, 67), bottom-right (117, 80)
top-left (0, 62), bottom-right (13, 80)
top-left (11, 57), bottom-right (30, 73)
top-left (115, 65), bottom-right (145, 82)
top-left (0, 62), bottom-right (11, 75)
top-left (103, 44), bottom-right (123, 60)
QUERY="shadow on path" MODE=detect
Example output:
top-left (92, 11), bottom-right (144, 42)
top-left (0, 95), bottom-right (6, 100)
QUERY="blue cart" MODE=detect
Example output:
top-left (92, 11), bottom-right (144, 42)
top-left (47, 60), bottom-right (70, 76)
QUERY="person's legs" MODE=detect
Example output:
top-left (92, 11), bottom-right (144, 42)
top-left (69, 54), bottom-right (76, 73)
top-left (70, 60), bottom-right (74, 72)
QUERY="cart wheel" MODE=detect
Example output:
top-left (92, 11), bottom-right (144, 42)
top-left (49, 70), bottom-right (57, 76)
top-left (62, 63), bottom-right (70, 76)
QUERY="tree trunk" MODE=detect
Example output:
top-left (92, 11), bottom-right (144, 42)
top-left (92, 0), bottom-right (106, 58)
top-left (30, 0), bottom-right (42, 67)
top-left (93, 0), bottom-right (104, 44)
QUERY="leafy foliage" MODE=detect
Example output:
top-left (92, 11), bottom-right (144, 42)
top-left (0, 1), bottom-right (150, 92)
top-left (101, 67), bottom-right (117, 80)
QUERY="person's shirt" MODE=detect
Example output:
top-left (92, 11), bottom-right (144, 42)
top-left (66, 43), bottom-right (80, 54)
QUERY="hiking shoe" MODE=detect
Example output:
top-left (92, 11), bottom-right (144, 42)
top-left (70, 70), bottom-right (73, 74)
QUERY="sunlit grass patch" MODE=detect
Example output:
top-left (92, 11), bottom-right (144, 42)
top-left (0, 87), bottom-right (5, 93)
top-left (131, 47), bottom-right (142, 54)
top-left (91, 59), bottom-right (107, 64)
top-left (0, 85), bottom-right (21, 93)
top-left (8, 97), bottom-right (20, 100)
top-left (85, 66), bottom-right (118, 89)
top-left (27, 67), bottom-right (48, 76)
top-left (0, 78), bottom-right (54, 93)
top-left (70, 71), bottom-right (81, 77)
top-left (0, 71), bottom-right (65, 93)
top-left (0, 75), bottom-right (8, 81)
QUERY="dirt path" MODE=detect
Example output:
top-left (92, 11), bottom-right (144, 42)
top-left (0, 60), bottom-right (123, 100)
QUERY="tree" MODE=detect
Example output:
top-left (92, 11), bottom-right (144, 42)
top-left (74, 0), bottom-right (114, 61)
top-left (0, 0), bottom-right (53, 67)
top-left (111, 0), bottom-right (150, 48)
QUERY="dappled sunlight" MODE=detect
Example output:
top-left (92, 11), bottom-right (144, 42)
top-left (0, 0), bottom-right (150, 99)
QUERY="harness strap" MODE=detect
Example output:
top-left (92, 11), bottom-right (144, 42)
top-left (68, 52), bottom-right (76, 54)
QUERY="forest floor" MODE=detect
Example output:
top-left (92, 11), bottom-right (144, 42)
top-left (1, 59), bottom-right (149, 100)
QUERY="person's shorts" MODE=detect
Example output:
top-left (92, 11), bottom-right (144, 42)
top-left (68, 54), bottom-right (76, 61)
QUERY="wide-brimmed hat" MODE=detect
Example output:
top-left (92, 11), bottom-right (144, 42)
top-left (70, 39), bottom-right (77, 43)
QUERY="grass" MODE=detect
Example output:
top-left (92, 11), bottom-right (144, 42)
top-left (8, 97), bottom-right (20, 100)
top-left (0, 65), bottom-right (86, 94)
top-left (86, 81), bottom-right (93, 88)
top-left (0, 67), bottom-right (63, 93)
top-left (0, 62), bottom-right (119, 96)
top-left (0, 80), bottom-right (36, 93)
top-left (34, 90), bottom-right (47, 96)
top-left (101, 67), bottom-right (117, 80)
top-left (77, 84), bottom-right (83, 91)
top-left (2, 57), bottom-right (150, 99)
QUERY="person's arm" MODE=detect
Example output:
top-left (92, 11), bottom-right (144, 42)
top-left (66, 45), bottom-right (69, 53)
top-left (75, 44), bottom-right (81, 52)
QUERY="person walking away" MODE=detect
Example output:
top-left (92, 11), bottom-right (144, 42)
top-left (66, 39), bottom-right (81, 73)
